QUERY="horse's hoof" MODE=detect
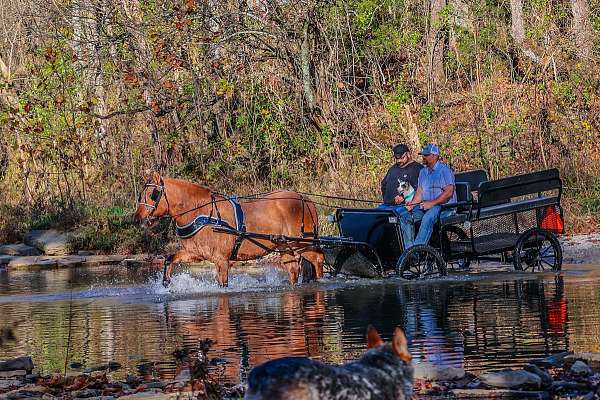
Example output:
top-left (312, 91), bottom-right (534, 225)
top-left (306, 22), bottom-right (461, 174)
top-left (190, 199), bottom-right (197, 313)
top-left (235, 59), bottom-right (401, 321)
top-left (162, 279), bottom-right (171, 288)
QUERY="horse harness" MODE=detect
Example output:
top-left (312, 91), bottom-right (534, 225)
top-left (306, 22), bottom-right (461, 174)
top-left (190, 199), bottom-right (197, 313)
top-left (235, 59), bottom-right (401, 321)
top-left (138, 176), bottom-right (168, 224)
top-left (175, 195), bottom-right (247, 260)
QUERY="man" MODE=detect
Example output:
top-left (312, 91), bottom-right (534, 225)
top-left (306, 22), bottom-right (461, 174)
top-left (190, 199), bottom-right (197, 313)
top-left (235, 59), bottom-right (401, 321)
top-left (380, 144), bottom-right (423, 210)
top-left (400, 143), bottom-right (456, 249)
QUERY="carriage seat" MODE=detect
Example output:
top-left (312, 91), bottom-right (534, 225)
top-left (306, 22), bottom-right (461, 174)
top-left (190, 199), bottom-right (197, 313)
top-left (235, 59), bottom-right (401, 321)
top-left (440, 169), bottom-right (562, 226)
top-left (439, 169), bottom-right (490, 225)
top-left (474, 168), bottom-right (561, 220)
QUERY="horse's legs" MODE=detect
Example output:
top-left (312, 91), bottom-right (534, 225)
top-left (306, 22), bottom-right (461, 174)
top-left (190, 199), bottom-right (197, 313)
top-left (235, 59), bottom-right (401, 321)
top-left (214, 258), bottom-right (230, 287)
top-left (162, 250), bottom-right (195, 287)
top-left (298, 247), bottom-right (325, 280)
top-left (281, 252), bottom-right (301, 284)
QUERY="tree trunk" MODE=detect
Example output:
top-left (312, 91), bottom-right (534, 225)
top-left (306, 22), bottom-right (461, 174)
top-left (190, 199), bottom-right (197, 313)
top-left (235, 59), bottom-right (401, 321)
top-left (428, 0), bottom-right (446, 102)
top-left (301, 18), bottom-right (315, 112)
top-left (571, 0), bottom-right (593, 59)
top-left (510, 0), bottom-right (525, 47)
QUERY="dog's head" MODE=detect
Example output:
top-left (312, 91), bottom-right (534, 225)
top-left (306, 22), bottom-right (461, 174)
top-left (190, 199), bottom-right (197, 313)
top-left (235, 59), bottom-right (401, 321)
top-left (397, 179), bottom-right (410, 193)
top-left (360, 325), bottom-right (414, 399)
top-left (367, 325), bottom-right (412, 361)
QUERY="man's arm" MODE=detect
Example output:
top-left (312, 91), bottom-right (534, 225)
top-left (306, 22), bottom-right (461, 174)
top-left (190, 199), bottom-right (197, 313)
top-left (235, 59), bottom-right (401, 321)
top-left (421, 184), bottom-right (454, 209)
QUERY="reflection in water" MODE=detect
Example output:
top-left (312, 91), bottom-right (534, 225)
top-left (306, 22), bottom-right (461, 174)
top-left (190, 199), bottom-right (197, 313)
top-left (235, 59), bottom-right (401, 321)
top-left (0, 264), bottom-right (597, 383)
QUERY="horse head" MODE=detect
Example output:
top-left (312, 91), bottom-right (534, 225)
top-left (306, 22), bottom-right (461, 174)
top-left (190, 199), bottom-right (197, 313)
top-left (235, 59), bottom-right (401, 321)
top-left (134, 171), bottom-right (170, 228)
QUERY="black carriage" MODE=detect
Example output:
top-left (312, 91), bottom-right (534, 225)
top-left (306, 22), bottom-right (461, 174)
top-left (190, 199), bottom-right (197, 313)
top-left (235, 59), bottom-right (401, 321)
top-left (322, 168), bottom-right (565, 280)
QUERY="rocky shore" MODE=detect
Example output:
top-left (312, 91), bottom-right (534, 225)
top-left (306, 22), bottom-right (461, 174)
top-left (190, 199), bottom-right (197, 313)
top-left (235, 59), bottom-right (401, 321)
top-left (2, 348), bottom-right (600, 399)
top-left (2, 230), bottom-right (600, 271)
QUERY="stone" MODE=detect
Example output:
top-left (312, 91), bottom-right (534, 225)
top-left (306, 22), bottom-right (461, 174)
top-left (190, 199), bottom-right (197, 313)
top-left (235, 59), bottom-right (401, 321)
top-left (0, 255), bottom-right (13, 265)
top-left (571, 360), bottom-right (592, 376)
top-left (0, 243), bottom-right (41, 256)
top-left (479, 369), bottom-right (541, 389)
top-left (523, 364), bottom-right (553, 388)
top-left (118, 392), bottom-right (169, 399)
top-left (24, 229), bottom-right (72, 256)
top-left (552, 380), bottom-right (593, 391)
top-left (450, 389), bottom-right (551, 399)
top-left (83, 361), bottom-right (121, 373)
top-left (0, 356), bottom-right (34, 372)
top-left (565, 352), bottom-right (600, 371)
top-left (532, 351), bottom-right (573, 368)
top-left (173, 368), bottom-right (190, 382)
top-left (414, 362), bottom-right (466, 381)
top-left (71, 388), bottom-right (102, 398)
top-left (0, 379), bottom-right (22, 390)
top-left (0, 369), bottom-right (27, 378)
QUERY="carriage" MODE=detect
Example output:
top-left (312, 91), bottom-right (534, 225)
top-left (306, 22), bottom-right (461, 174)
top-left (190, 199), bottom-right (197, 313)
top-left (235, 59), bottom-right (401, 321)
top-left (208, 168), bottom-right (565, 281)
top-left (319, 168), bottom-right (565, 280)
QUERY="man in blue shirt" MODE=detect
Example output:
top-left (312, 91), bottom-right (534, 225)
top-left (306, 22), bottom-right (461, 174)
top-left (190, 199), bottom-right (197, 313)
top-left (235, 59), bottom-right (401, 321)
top-left (400, 144), bottom-right (456, 249)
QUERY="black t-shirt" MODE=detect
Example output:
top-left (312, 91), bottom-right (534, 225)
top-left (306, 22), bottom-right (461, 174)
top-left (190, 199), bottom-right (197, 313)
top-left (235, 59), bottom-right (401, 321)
top-left (380, 161), bottom-right (423, 205)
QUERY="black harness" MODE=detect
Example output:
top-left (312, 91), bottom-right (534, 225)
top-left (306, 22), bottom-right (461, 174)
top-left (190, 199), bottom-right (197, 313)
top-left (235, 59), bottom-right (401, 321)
top-left (175, 195), bottom-right (247, 260)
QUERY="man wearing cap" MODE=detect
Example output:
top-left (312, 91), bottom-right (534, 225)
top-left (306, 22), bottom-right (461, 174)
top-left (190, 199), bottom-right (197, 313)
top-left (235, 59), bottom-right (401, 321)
top-left (400, 143), bottom-right (456, 248)
top-left (380, 144), bottom-right (423, 210)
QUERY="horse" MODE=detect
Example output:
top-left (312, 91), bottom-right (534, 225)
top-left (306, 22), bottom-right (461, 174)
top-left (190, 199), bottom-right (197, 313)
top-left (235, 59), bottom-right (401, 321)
top-left (133, 172), bottom-right (325, 287)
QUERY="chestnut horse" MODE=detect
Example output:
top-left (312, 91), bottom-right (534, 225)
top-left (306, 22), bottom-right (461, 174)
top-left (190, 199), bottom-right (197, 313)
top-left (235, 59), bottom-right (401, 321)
top-left (133, 172), bottom-right (325, 287)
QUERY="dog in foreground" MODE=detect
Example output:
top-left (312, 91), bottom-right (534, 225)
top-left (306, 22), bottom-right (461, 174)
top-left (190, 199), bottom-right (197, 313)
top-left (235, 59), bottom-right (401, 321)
top-left (244, 326), bottom-right (414, 400)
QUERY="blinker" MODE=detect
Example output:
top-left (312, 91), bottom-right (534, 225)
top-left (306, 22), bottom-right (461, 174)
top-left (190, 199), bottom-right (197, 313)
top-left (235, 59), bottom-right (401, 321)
top-left (150, 189), bottom-right (160, 202)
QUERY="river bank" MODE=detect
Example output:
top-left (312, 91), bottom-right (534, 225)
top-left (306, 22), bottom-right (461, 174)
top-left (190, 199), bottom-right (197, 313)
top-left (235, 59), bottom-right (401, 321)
top-left (1, 232), bottom-right (600, 271)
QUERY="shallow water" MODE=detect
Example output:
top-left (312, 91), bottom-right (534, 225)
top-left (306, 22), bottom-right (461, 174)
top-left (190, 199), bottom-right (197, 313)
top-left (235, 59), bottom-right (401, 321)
top-left (1, 263), bottom-right (600, 383)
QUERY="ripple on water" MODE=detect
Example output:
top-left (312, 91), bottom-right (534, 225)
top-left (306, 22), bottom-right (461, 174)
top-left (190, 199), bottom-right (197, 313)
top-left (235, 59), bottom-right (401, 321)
top-left (1, 264), bottom-right (600, 382)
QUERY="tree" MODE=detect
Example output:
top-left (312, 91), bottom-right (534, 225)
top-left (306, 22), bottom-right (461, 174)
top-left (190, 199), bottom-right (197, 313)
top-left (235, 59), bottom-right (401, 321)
top-left (428, 0), bottom-right (447, 101)
top-left (570, 0), bottom-right (593, 59)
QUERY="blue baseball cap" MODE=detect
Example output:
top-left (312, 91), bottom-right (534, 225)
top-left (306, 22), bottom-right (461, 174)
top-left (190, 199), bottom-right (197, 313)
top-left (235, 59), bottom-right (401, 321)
top-left (419, 143), bottom-right (440, 156)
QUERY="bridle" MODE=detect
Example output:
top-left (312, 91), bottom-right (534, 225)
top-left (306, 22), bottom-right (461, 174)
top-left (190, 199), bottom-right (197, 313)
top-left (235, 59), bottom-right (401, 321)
top-left (137, 176), bottom-right (169, 225)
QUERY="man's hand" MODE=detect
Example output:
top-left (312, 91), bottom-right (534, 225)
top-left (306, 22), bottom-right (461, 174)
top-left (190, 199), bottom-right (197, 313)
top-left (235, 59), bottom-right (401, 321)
top-left (394, 194), bottom-right (404, 204)
top-left (421, 200), bottom-right (435, 210)
top-left (405, 201), bottom-right (414, 211)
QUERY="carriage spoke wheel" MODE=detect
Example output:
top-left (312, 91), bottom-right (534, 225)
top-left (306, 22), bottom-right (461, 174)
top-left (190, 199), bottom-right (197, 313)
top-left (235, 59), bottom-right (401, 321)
top-left (441, 225), bottom-right (471, 271)
top-left (397, 245), bottom-right (447, 280)
top-left (514, 228), bottom-right (562, 272)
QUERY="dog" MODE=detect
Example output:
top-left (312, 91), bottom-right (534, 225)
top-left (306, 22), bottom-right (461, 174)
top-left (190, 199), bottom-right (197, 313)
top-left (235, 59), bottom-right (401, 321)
top-left (397, 179), bottom-right (415, 203)
top-left (244, 326), bottom-right (413, 400)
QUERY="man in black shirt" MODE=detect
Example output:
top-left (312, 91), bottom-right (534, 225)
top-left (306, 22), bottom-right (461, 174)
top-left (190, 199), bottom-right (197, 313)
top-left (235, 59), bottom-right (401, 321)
top-left (380, 144), bottom-right (423, 208)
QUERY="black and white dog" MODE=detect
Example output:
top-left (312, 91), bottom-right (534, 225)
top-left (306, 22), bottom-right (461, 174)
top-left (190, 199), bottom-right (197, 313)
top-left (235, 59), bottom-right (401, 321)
top-left (397, 179), bottom-right (415, 203)
top-left (244, 326), bottom-right (414, 400)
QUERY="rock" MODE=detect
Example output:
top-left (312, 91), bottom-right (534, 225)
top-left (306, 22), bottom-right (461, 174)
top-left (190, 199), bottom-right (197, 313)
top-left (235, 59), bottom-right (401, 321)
top-left (77, 250), bottom-right (95, 256)
top-left (0, 255), bottom-right (13, 266)
top-left (561, 233), bottom-right (600, 264)
top-left (570, 360), bottom-right (592, 376)
top-left (552, 380), bottom-right (593, 391)
top-left (532, 351), bottom-right (573, 368)
top-left (71, 388), bottom-right (102, 398)
top-left (173, 367), bottom-right (190, 382)
top-left (565, 352), bottom-right (600, 371)
top-left (83, 361), bottom-right (121, 373)
top-left (0, 243), bottom-right (41, 256)
top-left (1, 384), bottom-right (50, 399)
top-left (118, 392), bottom-right (169, 399)
top-left (0, 369), bottom-right (27, 378)
top-left (24, 229), bottom-right (72, 256)
top-left (0, 379), bottom-right (22, 390)
top-left (450, 388), bottom-right (551, 399)
top-left (479, 369), bottom-right (541, 389)
top-left (0, 356), bottom-right (34, 373)
top-left (523, 364), bottom-right (553, 388)
top-left (414, 362), bottom-right (466, 381)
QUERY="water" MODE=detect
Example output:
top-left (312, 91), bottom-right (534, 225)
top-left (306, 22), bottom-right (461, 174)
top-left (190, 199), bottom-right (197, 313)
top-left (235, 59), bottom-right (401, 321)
top-left (1, 263), bottom-right (600, 383)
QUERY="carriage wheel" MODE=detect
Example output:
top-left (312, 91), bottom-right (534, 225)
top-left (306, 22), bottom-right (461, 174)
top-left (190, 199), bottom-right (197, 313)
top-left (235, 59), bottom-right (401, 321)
top-left (396, 245), bottom-right (447, 280)
top-left (441, 225), bottom-right (471, 271)
top-left (514, 228), bottom-right (562, 272)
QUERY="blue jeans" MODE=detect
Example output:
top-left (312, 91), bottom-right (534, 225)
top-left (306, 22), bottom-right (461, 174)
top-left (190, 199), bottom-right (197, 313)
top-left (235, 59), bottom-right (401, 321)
top-left (399, 205), bottom-right (452, 249)
top-left (377, 204), bottom-right (410, 215)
